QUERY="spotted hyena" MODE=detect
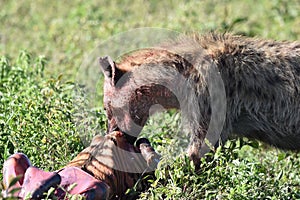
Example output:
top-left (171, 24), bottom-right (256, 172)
top-left (99, 33), bottom-right (300, 168)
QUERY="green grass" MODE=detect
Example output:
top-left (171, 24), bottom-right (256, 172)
top-left (0, 52), bottom-right (83, 170)
top-left (1, 0), bottom-right (300, 199)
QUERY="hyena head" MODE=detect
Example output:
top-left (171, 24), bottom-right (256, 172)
top-left (99, 51), bottom-right (181, 144)
top-left (99, 56), bottom-right (140, 143)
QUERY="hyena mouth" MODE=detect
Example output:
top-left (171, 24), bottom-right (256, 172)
top-left (109, 126), bottom-right (137, 144)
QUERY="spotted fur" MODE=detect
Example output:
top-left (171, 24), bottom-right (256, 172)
top-left (100, 33), bottom-right (300, 167)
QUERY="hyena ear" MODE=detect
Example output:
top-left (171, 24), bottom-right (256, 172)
top-left (99, 56), bottom-right (124, 86)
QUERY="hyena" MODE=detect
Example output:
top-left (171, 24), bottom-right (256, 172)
top-left (100, 33), bottom-right (300, 168)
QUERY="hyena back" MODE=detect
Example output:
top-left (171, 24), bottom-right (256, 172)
top-left (100, 33), bottom-right (300, 167)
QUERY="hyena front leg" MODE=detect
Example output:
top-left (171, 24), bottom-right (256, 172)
top-left (187, 128), bottom-right (208, 169)
top-left (187, 140), bottom-right (202, 169)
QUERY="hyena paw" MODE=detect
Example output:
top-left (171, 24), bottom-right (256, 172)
top-left (187, 144), bottom-right (201, 170)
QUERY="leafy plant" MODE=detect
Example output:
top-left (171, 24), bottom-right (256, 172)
top-left (0, 51), bottom-right (85, 174)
